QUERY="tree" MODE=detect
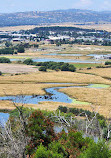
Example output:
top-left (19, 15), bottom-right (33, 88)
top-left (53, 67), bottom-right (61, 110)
top-left (33, 44), bottom-right (39, 48)
top-left (23, 58), bottom-right (33, 65)
top-left (0, 98), bottom-right (29, 158)
top-left (25, 110), bottom-right (57, 155)
top-left (0, 57), bottom-right (11, 63)
top-left (17, 46), bottom-right (25, 53)
top-left (39, 66), bottom-right (47, 72)
top-left (79, 140), bottom-right (111, 158)
top-left (5, 41), bottom-right (12, 47)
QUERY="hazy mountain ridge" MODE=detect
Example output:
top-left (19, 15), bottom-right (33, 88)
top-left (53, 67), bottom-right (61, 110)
top-left (0, 9), bottom-right (111, 26)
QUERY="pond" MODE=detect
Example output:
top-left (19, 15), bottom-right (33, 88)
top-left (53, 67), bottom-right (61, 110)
top-left (0, 113), bottom-right (9, 125)
top-left (43, 53), bottom-right (83, 56)
top-left (10, 57), bottom-right (100, 63)
top-left (32, 58), bottom-right (100, 63)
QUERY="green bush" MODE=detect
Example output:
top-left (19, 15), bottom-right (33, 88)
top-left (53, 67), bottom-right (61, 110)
top-left (17, 46), bottom-right (25, 53)
top-left (36, 61), bottom-right (76, 72)
top-left (79, 140), bottom-right (111, 158)
top-left (5, 41), bottom-right (12, 47)
top-left (39, 66), bottom-right (47, 72)
top-left (23, 58), bottom-right (33, 65)
top-left (0, 48), bottom-right (14, 55)
top-left (48, 141), bottom-right (68, 158)
top-left (0, 57), bottom-right (11, 63)
top-left (26, 110), bottom-right (56, 155)
top-left (34, 144), bottom-right (64, 158)
top-left (105, 61), bottom-right (111, 65)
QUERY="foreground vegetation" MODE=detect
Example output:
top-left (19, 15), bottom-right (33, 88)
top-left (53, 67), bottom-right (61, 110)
top-left (1, 106), bottom-right (111, 158)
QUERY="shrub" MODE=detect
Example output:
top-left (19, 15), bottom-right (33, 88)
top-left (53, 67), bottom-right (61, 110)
top-left (105, 61), bottom-right (111, 65)
top-left (0, 71), bottom-right (2, 75)
top-left (87, 67), bottom-right (91, 69)
top-left (0, 57), bottom-right (11, 63)
top-left (34, 144), bottom-right (51, 158)
top-left (33, 44), bottom-right (39, 48)
top-left (17, 46), bottom-right (25, 53)
top-left (48, 141), bottom-right (68, 158)
top-left (34, 143), bottom-right (65, 158)
top-left (79, 140), bottom-right (111, 158)
top-left (58, 129), bottom-right (90, 158)
top-left (61, 63), bottom-right (69, 71)
top-left (25, 110), bottom-right (57, 155)
top-left (23, 58), bottom-right (33, 65)
top-left (0, 48), bottom-right (14, 55)
top-left (36, 61), bottom-right (76, 72)
top-left (68, 64), bottom-right (76, 72)
top-left (39, 66), bottom-right (47, 72)
top-left (58, 106), bottom-right (68, 113)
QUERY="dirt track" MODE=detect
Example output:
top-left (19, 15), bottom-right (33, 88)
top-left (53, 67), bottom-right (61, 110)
top-left (0, 63), bottom-right (38, 74)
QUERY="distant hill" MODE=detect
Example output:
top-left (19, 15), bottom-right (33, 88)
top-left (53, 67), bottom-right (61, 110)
top-left (0, 9), bottom-right (111, 27)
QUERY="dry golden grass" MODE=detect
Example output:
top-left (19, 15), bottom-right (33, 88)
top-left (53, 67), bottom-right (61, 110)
top-left (2, 24), bottom-right (111, 32)
top-left (0, 71), bottom-right (110, 86)
top-left (0, 25), bottom-right (37, 31)
top-left (0, 99), bottom-right (96, 114)
top-left (0, 71), bottom-right (111, 116)
top-left (73, 24), bottom-right (111, 32)
top-left (0, 83), bottom-right (76, 96)
top-left (0, 100), bottom-right (78, 112)
top-left (59, 87), bottom-right (111, 117)
top-left (78, 67), bottom-right (111, 79)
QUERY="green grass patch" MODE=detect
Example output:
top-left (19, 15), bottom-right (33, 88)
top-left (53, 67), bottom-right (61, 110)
top-left (73, 63), bottom-right (102, 68)
top-left (71, 98), bottom-right (90, 105)
top-left (0, 55), bottom-right (29, 59)
top-left (88, 84), bottom-right (110, 88)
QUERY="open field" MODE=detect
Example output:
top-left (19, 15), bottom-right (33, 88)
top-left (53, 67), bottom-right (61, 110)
top-left (0, 83), bottom-right (77, 96)
top-left (0, 63), bottom-right (38, 74)
top-left (0, 70), bottom-right (111, 116)
top-left (73, 23), bottom-right (111, 32)
top-left (0, 23), bottom-right (111, 32)
top-left (0, 71), bottom-right (110, 85)
top-left (0, 25), bottom-right (37, 31)
top-left (73, 63), bottom-right (102, 69)
top-left (78, 67), bottom-right (111, 79)
top-left (59, 86), bottom-right (111, 117)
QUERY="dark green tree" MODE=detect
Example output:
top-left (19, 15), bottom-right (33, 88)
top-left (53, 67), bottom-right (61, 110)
top-left (25, 110), bottom-right (57, 155)
top-left (17, 46), bottom-right (25, 53)
top-left (39, 66), bottom-right (47, 72)
top-left (23, 58), bottom-right (33, 65)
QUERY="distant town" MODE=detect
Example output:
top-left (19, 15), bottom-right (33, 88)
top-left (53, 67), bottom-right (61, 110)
top-left (0, 26), bottom-right (111, 60)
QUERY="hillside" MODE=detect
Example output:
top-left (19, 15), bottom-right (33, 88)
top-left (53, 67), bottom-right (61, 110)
top-left (0, 9), bottom-right (111, 26)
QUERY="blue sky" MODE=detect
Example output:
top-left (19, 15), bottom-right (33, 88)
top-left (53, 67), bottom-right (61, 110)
top-left (0, 0), bottom-right (111, 13)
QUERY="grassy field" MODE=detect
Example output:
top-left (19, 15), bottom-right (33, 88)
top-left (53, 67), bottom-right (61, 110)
top-left (73, 23), bottom-right (111, 32)
top-left (73, 63), bottom-right (102, 69)
top-left (59, 86), bottom-right (111, 117)
top-left (0, 71), bottom-right (110, 85)
top-left (0, 70), bottom-right (111, 116)
top-left (78, 67), bottom-right (111, 79)
top-left (0, 23), bottom-right (111, 32)
top-left (0, 25), bottom-right (37, 31)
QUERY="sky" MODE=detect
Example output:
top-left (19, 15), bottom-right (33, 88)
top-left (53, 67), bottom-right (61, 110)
top-left (0, 0), bottom-right (111, 13)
